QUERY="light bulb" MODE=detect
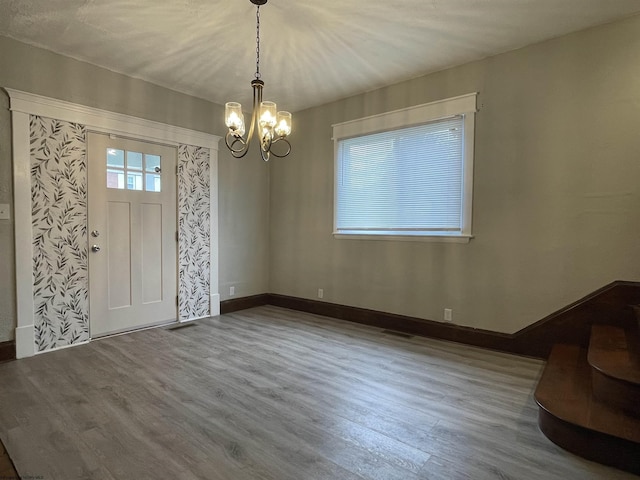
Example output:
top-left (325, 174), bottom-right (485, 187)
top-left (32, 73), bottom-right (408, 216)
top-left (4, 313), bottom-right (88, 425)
top-left (259, 101), bottom-right (277, 129)
top-left (225, 102), bottom-right (244, 134)
top-left (275, 111), bottom-right (292, 137)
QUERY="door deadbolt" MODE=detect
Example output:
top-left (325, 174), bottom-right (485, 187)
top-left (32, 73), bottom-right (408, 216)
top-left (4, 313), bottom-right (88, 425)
top-left (91, 230), bottom-right (100, 238)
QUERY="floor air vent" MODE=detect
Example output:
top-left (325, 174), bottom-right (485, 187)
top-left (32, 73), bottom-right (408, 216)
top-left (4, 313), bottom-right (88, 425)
top-left (166, 322), bottom-right (197, 331)
top-left (381, 330), bottom-right (414, 339)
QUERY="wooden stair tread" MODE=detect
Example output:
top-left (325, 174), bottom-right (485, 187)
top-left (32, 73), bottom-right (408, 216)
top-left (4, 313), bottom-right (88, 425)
top-left (535, 344), bottom-right (640, 444)
top-left (588, 325), bottom-right (640, 385)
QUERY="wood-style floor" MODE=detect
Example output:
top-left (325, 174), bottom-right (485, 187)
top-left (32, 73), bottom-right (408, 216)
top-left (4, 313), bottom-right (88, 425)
top-left (0, 437), bottom-right (18, 479)
top-left (0, 306), bottom-right (636, 479)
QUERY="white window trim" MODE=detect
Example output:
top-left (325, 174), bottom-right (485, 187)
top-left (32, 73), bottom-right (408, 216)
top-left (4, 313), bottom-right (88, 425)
top-left (332, 92), bottom-right (477, 243)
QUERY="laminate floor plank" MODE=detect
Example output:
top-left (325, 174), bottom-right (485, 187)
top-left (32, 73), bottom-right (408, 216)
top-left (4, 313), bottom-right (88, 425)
top-left (0, 305), bottom-right (636, 479)
top-left (131, 337), bottom-right (429, 479)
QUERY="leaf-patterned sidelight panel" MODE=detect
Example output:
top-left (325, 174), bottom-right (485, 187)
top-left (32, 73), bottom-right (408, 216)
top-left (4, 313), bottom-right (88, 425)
top-left (31, 116), bottom-right (89, 352)
top-left (178, 145), bottom-right (211, 320)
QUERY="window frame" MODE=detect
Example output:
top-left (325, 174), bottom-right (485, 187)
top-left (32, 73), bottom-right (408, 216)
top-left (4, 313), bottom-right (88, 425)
top-left (332, 93), bottom-right (477, 243)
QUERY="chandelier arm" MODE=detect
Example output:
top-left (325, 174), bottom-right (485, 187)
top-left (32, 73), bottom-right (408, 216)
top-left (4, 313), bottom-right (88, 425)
top-left (225, 133), bottom-right (250, 158)
top-left (249, 78), bottom-right (263, 140)
top-left (260, 130), bottom-right (273, 161)
top-left (269, 137), bottom-right (292, 158)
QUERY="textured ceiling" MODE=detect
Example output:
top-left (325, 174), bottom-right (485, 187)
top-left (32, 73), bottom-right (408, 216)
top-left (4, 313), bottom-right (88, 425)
top-left (2, 0), bottom-right (640, 113)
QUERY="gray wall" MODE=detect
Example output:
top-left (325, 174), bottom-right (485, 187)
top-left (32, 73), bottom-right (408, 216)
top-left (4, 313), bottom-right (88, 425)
top-left (2, 13), bottom-right (640, 343)
top-left (0, 35), bottom-right (270, 342)
top-left (269, 15), bottom-right (640, 334)
top-left (218, 153), bottom-right (270, 301)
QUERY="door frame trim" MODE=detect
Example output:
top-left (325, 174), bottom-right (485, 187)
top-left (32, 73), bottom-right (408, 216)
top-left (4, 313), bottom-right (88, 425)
top-left (6, 88), bottom-right (221, 358)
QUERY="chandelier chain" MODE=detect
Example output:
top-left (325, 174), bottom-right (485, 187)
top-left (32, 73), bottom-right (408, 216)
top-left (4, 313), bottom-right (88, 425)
top-left (255, 6), bottom-right (261, 79)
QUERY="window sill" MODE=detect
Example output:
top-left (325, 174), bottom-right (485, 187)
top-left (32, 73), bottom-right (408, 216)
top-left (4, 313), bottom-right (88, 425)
top-left (333, 232), bottom-right (473, 243)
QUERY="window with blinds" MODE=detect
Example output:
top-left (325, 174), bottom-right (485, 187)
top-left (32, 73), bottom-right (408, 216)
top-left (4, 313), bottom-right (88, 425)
top-left (333, 93), bottom-right (477, 240)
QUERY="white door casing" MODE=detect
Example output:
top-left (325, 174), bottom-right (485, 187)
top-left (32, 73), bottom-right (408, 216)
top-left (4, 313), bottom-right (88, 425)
top-left (7, 89), bottom-right (221, 358)
top-left (88, 133), bottom-right (178, 337)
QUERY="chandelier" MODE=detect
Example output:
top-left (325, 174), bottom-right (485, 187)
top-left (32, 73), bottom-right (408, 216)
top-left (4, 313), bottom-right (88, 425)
top-left (224, 0), bottom-right (292, 162)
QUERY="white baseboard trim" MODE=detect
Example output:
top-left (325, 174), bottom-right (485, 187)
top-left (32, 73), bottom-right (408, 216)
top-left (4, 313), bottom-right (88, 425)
top-left (210, 293), bottom-right (221, 317)
top-left (15, 325), bottom-right (35, 359)
top-left (179, 315), bottom-right (209, 323)
top-left (35, 340), bottom-right (90, 356)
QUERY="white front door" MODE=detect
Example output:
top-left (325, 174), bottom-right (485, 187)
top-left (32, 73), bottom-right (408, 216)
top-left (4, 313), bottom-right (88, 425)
top-left (88, 133), bottom-right (177, 337)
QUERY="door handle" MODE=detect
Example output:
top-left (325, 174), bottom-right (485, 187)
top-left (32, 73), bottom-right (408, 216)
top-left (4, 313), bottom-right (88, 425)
top-left (91, 245), bottom-right (101, 253)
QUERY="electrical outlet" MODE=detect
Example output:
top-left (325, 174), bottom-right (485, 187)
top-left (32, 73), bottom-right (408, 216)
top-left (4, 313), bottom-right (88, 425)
top-left (230, 286), bottom-right (235, 296)
top-left (0, 204), bottom-right (10, 220)
top-left (318, 288), bottom-right (324, 299)
top-left (444, 308), bottom-right (453, 322)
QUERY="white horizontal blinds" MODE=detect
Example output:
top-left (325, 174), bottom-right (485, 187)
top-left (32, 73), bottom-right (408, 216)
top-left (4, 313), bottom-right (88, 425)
top-left (337, 116), bottom-right (464, 233)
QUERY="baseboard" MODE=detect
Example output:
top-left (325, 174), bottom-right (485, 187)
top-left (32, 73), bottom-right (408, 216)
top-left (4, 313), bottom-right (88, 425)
top-left (210, 293), bottom-right (221, 317)
top-left (219, 281), bottom-right (640, 359)
top-left (220, 294), bottom-right (269, 314)
top-left (0, 340), bottom-right (16, 363)
top-left (267, 293), bottom-right (517, 355)
top-left (15, 324), bottom-right (35, 358)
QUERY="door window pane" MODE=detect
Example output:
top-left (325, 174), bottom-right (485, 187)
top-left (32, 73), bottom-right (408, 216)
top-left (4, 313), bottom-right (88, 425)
top-left (145, 174), bottom-right (161, 192)
top-left (146, 155), bottom-right (161, 173)
top-left (127, 151), bottom-right (143, 170)
top-left (107, 149), bottom-right (124, 168)
top-left (127, 172), bottom-right (143, 191)
top-left (107, 169), bottom-right (125, 189)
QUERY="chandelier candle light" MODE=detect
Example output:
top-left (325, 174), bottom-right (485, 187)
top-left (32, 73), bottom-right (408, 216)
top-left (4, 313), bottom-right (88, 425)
top-left (224, 0), bottom-right (292, 161)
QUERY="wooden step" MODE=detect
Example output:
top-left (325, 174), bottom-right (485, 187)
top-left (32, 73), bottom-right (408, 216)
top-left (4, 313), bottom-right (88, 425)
top-left (534, 344), bottom-right (640, 474)
top-left (588, 325), bottom-right (640, 416)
